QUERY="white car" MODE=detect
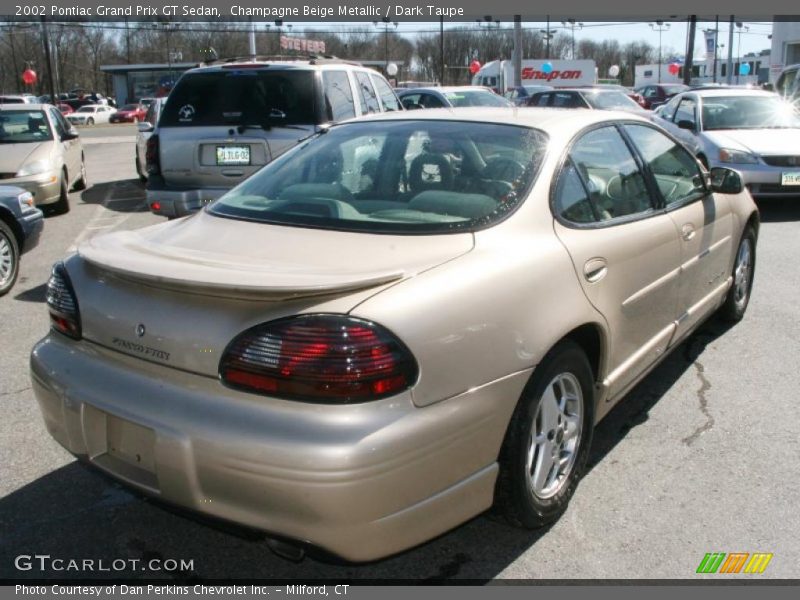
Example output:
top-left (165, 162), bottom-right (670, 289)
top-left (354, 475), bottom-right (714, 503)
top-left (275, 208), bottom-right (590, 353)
top-left (66, 105), bottom-right (116, 126)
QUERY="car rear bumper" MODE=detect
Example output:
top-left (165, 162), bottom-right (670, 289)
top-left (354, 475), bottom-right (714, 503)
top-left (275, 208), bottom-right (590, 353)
top-left (30, 333), bottom-right (526, 561)
top-left (145, 184), bottom-right (228, 218)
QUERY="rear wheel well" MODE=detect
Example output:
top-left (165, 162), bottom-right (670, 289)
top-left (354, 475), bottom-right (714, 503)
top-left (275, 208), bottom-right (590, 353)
top-left (562, 323), bottom-right (604, 383)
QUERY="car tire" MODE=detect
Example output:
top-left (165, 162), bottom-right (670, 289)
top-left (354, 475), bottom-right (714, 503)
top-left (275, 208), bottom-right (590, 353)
top-left (718, 226), bottom-right (756, 322)
top-left (52, 170), bottom-right (70, 214)
top-left (87, 117), bottom-right (94, 126)
top-left (0, 220), bottom-right (20, 297)
top-left (73, 155), bottom-right (88, 191)
top-left (135, 156), bottom-right (147, 183)
top-left (495, 340), bottom-right (594, 528)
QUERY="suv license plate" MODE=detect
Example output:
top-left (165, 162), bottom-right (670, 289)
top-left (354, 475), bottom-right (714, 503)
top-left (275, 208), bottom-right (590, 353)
top-left (216, 145), bottom-right (250, 166)
top-left (781, 171), bottom-right (800, 186)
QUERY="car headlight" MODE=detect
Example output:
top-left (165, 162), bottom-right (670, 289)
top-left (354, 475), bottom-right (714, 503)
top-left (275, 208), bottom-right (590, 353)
top-left (17, 191), bottom-right (35, 211)
top-left (15, 159), bottom-right (52, 178)
top-left (718, 148), bottom-right (759, 165)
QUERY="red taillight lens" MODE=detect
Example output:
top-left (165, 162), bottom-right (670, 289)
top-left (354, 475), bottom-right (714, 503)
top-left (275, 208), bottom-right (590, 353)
top-left (145, 134), bottom-right (160, 175)
top-left (220, 315), bottom-right (418, 403)
top-left (46, 262), bottom-right (81, 340)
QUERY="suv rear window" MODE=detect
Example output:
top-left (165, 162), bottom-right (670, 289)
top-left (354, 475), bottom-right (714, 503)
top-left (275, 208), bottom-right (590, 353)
top-left (160, 70), bottom-right (317, 127)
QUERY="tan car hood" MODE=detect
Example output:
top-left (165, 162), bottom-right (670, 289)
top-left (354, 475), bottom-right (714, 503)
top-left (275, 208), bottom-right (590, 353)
top-left (78, 211), bottom-right (474, 299)
top-left (0, 142), bottom-right (47, 173)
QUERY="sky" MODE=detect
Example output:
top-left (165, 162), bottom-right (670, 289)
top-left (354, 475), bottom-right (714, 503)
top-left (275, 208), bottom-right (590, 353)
top-left (301, 20), bottom-right (775, 60)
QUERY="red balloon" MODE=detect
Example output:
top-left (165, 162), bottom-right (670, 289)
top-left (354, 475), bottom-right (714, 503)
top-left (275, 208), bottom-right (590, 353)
top-left (668, 63), bottom-right (680, 76)
top-left (21, 68), bottom-right (37, 85)
top-left (469, 60), bottom-right (482, 75)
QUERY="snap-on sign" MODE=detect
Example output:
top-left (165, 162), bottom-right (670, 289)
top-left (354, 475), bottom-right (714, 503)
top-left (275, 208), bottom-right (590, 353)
top-left (522, 68), bottom-right (584, 82)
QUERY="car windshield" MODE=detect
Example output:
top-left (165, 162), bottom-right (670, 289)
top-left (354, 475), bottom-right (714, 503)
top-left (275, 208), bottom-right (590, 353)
top-left (702, 95), bottom-right (800, 130)
top-left (160, 70), bottom-right (316, 127)
top-left (209, 119), bottom-right (547, 234)
top-left (0, 110), bottom-right (53, 143)
top-left (442, 91), bottom-right (509, 107)
top-left (584, 92), bottom-right (640, 110)
top-left (77, 107), bottom-right (95, 113)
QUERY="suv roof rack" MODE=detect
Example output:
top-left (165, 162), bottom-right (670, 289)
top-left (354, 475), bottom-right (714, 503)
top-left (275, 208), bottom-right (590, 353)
top-left (199, 54), bottom-right (362, 67)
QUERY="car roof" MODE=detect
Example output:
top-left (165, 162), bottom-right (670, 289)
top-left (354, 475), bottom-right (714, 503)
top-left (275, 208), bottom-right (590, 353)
top-left (186, 57), bottom-right (371, 76)
top-left (341, 106), bottom-right (650, 136)
top-left (0, 103), bottom-right (50, 110)
top-left (399, 86), bottom-right (494, 94)
top-left (685, 88), bottom-right (777, 98)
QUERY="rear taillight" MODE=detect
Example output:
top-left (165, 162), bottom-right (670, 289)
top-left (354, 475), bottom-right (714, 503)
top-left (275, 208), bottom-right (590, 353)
top-left (46, 262), bottom-right (81, 340)
top-left (220, 315), bottom-right (418, 403)
top-left (145, 134), bottom-right (160, 175)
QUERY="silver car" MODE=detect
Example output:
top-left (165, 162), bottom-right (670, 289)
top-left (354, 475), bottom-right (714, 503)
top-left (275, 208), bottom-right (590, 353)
top-left (0, 104), bottom-right (86, 213)
top-left (32, 108), bottom-right (758, 562)
top-left (655, 88), bottom-right (800, 197)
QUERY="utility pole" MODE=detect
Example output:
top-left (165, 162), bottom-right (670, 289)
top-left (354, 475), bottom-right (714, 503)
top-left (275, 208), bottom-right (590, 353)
top-left (726, 16), bottom-right (734, 84)
top-left (39, 16), bottom-right (57, 103)
top-left (439, 16), bottom-right (444, 85)
top-left (650, 21), bottom-right (671, 83)
top-left (513, 15), bottom-right (522, 88)
top-left (249, 17), bottom-right (256, 59)
top-left (713, 15), bottom-right (719, 83)
top-left (684, 16), bottom-right (696, 85)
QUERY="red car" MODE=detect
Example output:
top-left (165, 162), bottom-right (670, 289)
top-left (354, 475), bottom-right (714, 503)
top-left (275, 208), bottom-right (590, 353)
top-left (109, 103), bottom-right (146, 123)
top-left (57, 103), bottom-right (74, 116)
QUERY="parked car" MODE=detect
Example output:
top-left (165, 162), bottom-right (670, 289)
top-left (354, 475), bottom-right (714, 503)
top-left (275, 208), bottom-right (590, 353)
top-left (0, 104), bottom-right (87, 213)
top-left (397, 86), bottom-right (512, 110)
top-left (574, 84), bottom-right (646, 108)
top-left (135, 98), bottom-right (166, 182)
top-left (634, 83), bottom-right (689, 109)
top-left (146, 57), bottom-right (403, 219)
top-left (504, 84), bottom-right (554, 106)
top-left (110, 103), bottom-right (147, 124)
top-left (66, 104), bottom-right (116, 126)
top-left (654, 88), bottom-right (800, 197)
top-left (0, 186), bottom-right (43, 296)
top-left (526, 87), bottom-right (645, 113)
top-left (31, 108), bottom-right (758, 563)
top-left (57, 103), bottom-right (74, 116)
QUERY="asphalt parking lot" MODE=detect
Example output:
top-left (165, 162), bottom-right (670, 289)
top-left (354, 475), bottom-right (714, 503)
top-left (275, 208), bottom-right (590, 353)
top-left (1, 124), bottom-right (798, 580)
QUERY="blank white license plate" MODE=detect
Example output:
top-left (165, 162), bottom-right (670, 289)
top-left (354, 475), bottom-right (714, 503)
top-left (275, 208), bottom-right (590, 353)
top-left (781, 171), bottom-right (800, 186)
top-left (216, 145), bottom-right (250, 166)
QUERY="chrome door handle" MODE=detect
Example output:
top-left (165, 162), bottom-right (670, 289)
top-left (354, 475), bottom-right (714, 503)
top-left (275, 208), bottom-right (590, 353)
top-left (583, 258), bottom-right (608, 283)
top-left (681, 224), bottom-right (696, 241)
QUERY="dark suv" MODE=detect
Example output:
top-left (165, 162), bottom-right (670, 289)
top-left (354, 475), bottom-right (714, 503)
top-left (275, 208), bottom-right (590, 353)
top-left (146, 57), bottom-right (403, 218)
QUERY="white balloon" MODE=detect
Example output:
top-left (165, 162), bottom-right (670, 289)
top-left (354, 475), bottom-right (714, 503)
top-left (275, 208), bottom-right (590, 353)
top-left (386, 63), bottom-right (399, 77)
top-left (609, 65), bottom-right (620, 78)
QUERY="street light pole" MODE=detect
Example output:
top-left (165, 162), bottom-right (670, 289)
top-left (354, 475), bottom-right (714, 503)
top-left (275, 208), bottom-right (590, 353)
top-left (736, 22), bottom-right (749, 84)
top-left (649, 21), bottom-right (671, 83)
top-left (374, 17), bottom-right (398, 73)
top-left (561, 19), bottom-right (583, 60)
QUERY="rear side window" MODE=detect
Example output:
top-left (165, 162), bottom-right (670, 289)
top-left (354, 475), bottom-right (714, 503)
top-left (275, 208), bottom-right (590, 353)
top-left (322, 71), bottom-right (356, 122)
top-left (568, 126), bottom-right (654, 222)
top-left (161, 70), bottom-right (316, 127)
top-left (555, 161), bottom-right (597, 224)
top-left (371, 74), bottom-right (401, 111)
top-left (354, 72), bottom-right (380, 114)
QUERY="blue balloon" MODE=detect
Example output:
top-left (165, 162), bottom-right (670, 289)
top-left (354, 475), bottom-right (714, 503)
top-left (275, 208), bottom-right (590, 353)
top-left (739, 63), bottom-right (751, 76)
top-left (542, 62), bottom-right (554, 74)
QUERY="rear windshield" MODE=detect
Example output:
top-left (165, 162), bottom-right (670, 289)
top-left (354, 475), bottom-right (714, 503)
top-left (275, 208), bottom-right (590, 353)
top-left (584, 92), bottom-right (640, 110)
top-left (442, 90), bottom-right (509, 107)
top-left (160, 70), bottom-right (317, 127)
top-left (209, 119), bottom-right (547, 234)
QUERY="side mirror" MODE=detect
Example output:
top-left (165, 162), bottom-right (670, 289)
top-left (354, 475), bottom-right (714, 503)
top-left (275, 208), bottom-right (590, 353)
top-left (676, 119), bottom-right (696, 131)
top-left (61, 129), bottom-right (79, 141)
top-left (710, 167), bottom-right (744, 194)
top-left (136, 121), bottom-right (154, 133)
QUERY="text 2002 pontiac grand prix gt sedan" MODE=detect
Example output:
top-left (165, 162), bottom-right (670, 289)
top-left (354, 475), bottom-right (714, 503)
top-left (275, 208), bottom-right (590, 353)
top-left (31, 108), bottom-right (758, 562)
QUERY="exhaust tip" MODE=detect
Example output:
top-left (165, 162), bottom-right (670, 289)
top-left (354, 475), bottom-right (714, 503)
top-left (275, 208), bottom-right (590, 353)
top-left (267, 538), bottom-right (306, 562)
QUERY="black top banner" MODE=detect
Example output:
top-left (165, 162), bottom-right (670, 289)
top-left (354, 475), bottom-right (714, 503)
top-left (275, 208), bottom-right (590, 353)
top-left (0, 0), bottom-right (798, 20)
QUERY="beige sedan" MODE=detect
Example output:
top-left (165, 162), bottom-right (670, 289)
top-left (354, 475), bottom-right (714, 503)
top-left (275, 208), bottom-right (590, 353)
top-left (0, 104), bottom-right (86, 213)
top-left (31, 108), bottom-right (758, 562)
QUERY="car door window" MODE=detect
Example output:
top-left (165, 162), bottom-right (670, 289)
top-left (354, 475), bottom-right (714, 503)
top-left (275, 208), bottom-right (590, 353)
top-left (659, 95), bottom-right (682, 121)
top-left (322, 71), bottom-right (356, 122)
top-left (552, 92), bottom-right (581, 108)
top-left (534, 93), bottom-right (551, 107)
top-left (643, 87), bottom-right (658, 98)
top-left (673, 98), bottom-right (697, 128)
top-left (419, 93), bottom-right (445, 109)
top-left (554, 160), bottom-right (598, 224)
top-left (569, 125), bottom-right (654, 221)
top-left (354, 71), bottom-right (380, 114)
top-left (370, 75), bottom-right (401, 112)
top-left (48, 107), bottom-right (67, 138)
top-left (144, 103), bottom-right (157, 125)
top-left (624, 124), bottom-right (707, 209)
